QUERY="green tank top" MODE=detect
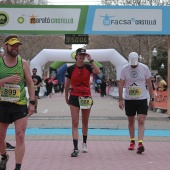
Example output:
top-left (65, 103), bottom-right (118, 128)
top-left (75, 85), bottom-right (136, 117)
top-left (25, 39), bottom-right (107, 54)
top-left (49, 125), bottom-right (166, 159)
top-left (0, 56), bottom-right (27, 105)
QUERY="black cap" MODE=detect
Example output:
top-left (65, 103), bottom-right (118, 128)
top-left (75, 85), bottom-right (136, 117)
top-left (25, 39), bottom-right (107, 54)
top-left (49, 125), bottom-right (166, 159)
top-left (76, 48), bottom-right (86, 55)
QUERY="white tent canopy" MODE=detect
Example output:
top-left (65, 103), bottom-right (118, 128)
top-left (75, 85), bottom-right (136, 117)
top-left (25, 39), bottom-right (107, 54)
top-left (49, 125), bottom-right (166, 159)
top-left (30, 49), bottom-right (128, 80)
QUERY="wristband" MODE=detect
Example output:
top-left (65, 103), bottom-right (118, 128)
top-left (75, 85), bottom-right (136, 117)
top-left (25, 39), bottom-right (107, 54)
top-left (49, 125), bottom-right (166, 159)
top-left (90, 60), bottom-right (94, 63)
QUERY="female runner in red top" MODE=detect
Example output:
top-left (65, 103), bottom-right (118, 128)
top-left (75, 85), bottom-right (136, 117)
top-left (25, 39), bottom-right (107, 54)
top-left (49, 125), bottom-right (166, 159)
top-left (65, 48), bottom-right (100, 157)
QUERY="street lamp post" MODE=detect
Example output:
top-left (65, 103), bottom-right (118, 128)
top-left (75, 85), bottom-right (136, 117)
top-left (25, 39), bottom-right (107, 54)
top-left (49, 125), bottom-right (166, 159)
top-left (138, 38), bottom-right (144, 63)
top-left (152, 48), bottom-right (158, 57)
top-left (161, 63), bottom-right (165, 69)
top-left (160, 63), bottom-right (165, 78)
top-left (139, 55), bottom-right (143, 62)
top-left (151, 48), bottom-right (158, 74)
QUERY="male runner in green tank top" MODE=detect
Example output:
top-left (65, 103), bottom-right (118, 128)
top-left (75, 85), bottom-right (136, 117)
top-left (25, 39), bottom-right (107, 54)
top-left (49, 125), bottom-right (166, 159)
top-left (0, 35), bottom-right (35, 170)
top-left (0, 46), bottom-right (15, 151)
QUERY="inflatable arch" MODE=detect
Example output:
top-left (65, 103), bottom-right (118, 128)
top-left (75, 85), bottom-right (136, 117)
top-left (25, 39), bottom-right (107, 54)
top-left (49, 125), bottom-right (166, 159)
top-left (50, 61), bottom-right (103, 83)
top-left (50, 60), bottom-right (103, 70)
top-left (50, 61), bottom-right (65, 70)
top-left (30, 49), bottom-right (128, 80)
top-left (55, 61), bottom-right (103, 83)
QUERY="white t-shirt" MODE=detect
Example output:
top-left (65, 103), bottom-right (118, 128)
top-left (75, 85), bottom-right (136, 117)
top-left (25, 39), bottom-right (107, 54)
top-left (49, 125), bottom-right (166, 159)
top-left (120, 62), bottom-right (151, 100)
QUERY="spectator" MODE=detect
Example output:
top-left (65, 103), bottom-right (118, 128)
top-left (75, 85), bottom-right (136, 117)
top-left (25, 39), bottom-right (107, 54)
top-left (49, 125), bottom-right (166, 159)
top-left (100, 79), bottom-right (107, 97)
top-left (156, 75), bottom-right (167, 91)
top-left (59, 82), bottom-right (64, 94)
top-left (94, 83), bottom-right (98, 93)
top-left (32, 68), bottom-right (42, 113)
top-left (45, 76), bottom-right (54, 98)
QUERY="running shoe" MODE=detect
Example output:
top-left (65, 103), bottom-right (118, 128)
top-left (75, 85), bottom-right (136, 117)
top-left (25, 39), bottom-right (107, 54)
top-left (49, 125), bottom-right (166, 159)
top-left (6, 142), bottom-right (15, 151)
top-left (137, 143), bottom-right (145, 154)
top-left (0, 153), bottom-right (9, 170)
top-left (82, 143), bottom-right (88, 153)
top-left (128, 141), bottom-right (135, 150)
top-left (71, 149), bottom-right (79, 157)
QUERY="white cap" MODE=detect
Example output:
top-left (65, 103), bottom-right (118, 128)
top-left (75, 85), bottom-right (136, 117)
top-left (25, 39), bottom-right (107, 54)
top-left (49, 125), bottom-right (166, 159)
top-left (128, 52), bottom-right (139, 65)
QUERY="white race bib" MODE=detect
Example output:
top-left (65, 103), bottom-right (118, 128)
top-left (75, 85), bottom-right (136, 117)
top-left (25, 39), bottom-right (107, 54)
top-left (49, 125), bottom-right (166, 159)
top-left (78, 97), bottom-right (92, 109)
top-left (0, 84), bottom-right (20, 102)
top-left (128, 86), bottom-right (142, 98)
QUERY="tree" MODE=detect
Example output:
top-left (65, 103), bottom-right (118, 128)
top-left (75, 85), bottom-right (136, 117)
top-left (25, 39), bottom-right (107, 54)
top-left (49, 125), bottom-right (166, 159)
top-left (0, 0), bottom-right (48, 5)
top-left (101, 0), bottom-right (170, 6)
top-left (99, 0), bottom-right (169, 80)
top-left (87, 35), bottom-right (168, 80)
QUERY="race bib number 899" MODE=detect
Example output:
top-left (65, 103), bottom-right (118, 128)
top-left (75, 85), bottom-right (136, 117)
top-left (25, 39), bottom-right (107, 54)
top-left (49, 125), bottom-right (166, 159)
top-left (0, 84), bottom-right (20, 102)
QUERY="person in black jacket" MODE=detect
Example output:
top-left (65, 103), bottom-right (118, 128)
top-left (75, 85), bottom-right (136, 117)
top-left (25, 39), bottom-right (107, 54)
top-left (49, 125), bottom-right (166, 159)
top-left (100, 78), bottom-right (107, 97)
top-left (32, 68), bottom-right (42, 113)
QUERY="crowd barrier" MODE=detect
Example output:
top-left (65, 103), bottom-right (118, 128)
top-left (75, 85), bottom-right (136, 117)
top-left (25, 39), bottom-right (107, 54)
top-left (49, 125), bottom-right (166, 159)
top-left (107, 86), bottom-right (125, 99)
top-left (25, 86), bottom-right (52, 99)
top-left (26, 86), bottom-right (168, 112)
top-left (153, 90), bottom-right (168, 111)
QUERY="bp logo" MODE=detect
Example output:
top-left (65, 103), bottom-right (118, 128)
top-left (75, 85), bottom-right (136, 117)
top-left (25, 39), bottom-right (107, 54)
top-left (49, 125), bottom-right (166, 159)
top-left (0, 11), bottom-right (9, 26)
top-left (18, 17), bottom-right (24, 24)
top-left (71, 51), bottom-right (76, 59)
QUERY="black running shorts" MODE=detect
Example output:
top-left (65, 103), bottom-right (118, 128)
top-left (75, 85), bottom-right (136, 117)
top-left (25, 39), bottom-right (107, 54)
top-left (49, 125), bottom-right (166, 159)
top-left (0, 102), bottom-right (28, 124)
top-left (69, 95), bottom-right (93, 108)
top-left (125, 99), bottom-right (148, 116)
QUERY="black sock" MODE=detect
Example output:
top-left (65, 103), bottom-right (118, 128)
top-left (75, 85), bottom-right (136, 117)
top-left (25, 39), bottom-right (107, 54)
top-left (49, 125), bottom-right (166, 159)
top-left (83, 135), bottom-right (87, 144)
top-left (15, 163), bottom-right (21, 170)
top-left (73, 139), bottom-right (78, 150)
top-left (35, 106), bottom-right (37, 110)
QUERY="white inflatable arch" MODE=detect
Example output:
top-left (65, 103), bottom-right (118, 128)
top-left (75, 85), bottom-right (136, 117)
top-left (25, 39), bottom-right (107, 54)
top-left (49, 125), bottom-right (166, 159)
top-left (30, 49), bottom-right (128, 80)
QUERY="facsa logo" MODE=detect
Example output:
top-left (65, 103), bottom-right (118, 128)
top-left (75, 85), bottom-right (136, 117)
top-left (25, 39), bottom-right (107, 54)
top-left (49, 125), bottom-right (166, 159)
top-left (100, 14), bottom-right (114, 26)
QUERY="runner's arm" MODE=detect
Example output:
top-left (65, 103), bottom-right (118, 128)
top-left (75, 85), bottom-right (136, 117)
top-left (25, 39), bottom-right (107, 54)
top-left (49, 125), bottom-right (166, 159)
top-left (146, 78), bottom-right (154, 100)
top-left (23, 60), bottom-right (35, 101)
top-left (118, 79), bottom-right (125, 101)
top-left (65, 78), bottom-right (71, 104)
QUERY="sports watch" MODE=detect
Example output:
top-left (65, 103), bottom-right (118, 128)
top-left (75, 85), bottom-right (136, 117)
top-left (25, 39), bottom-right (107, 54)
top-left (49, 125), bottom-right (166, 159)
top-left (29, 100), bottom-right (36, 105)
top-left (150, 98), bottom-right (154, 101)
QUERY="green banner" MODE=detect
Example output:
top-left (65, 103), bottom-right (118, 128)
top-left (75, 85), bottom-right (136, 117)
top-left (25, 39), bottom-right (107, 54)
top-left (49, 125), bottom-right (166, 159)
top-left (0, 5), bottom-right (88, 34)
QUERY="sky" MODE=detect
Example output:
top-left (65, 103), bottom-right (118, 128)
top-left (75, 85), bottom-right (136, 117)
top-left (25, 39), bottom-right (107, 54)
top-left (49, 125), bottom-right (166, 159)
top-left (48, 0), bottom-right (101, 5)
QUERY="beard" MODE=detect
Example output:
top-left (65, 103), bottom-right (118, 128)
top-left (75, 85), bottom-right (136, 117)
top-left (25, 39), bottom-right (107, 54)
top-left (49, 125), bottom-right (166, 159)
top-left (7, 47), bottom-right (18, 57)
